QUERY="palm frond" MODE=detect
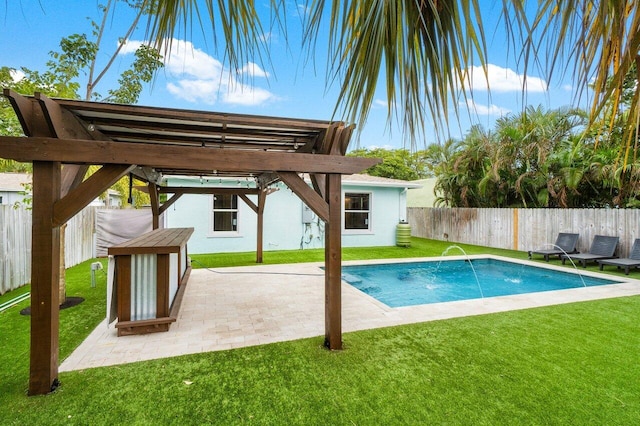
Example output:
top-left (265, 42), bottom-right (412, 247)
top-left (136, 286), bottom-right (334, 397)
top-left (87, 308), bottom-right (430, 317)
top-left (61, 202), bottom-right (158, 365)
top-left (142, 0), bottom-right (279, 75)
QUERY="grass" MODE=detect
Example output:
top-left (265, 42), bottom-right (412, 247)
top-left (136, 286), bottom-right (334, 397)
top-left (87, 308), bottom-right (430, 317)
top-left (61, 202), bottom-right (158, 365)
top-left (1, 238), bottom-right (639, 424)
top-left (189, 237), bottom-right (527, 268)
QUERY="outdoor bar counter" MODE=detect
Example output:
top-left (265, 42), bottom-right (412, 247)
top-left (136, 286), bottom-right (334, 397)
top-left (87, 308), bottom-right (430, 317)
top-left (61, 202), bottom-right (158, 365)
top-left (108, 227), bottom-right (194, 336)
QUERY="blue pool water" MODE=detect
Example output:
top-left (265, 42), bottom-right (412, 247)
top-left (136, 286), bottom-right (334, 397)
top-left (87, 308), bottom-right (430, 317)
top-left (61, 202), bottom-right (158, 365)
top-left (341, 258), bottom-right (621, 308)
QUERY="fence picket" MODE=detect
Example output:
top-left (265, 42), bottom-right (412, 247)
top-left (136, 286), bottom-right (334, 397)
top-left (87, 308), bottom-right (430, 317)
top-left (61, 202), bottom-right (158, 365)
top-left (0, 205), bottom-right (97, 295)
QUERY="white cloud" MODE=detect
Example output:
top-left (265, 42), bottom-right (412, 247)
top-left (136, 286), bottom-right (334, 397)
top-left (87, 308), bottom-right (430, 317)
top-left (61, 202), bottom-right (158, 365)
top-left (9, 69), bottom-right (25, 82)
top-left (259, 32), bottom-right (274, 43)
top-left (366, 144), bottom-right (396, 150)
top-left (121, 38), bottom-right (276, 107)
top-left (373, 99), bottom-right (388, 108)
top-left (223, 82), bottom-right (275, 106)
top-left (296, 3), bottom-right (312, 17)
top-left (466, 64), bottom-right (547, 93)
top-left (462, 99), bottom-right (510, 116)
top-left (239, 62), bottom-right (269, 78)
top-left (120, 40), bottom-right (143, 54)
top-left (162, 39), bottom-right (224, 80)
top-left (166, 80), bottom-right (221, 104)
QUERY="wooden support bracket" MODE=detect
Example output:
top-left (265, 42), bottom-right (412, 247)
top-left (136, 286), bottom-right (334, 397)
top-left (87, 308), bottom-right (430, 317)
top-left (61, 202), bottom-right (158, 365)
top-left (53, 164), bottom-right (135, 226)
top-left (278, 171), bottom-right (329, 222)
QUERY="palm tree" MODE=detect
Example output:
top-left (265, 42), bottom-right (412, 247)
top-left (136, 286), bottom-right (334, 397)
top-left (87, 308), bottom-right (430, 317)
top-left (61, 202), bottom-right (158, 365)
top-left (141, 1), bottom-right (640, 157)
top-left (493, 106), bottom-right (586, 207)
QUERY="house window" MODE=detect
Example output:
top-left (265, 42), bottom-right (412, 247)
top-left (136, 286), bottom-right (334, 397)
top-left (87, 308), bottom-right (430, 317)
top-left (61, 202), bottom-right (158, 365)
top-left (0, 195), bottom-right (3, 204)
top-left (212, 194), bottom-right (238, 233)
top-left (344, 192), bottom-right (370, 230)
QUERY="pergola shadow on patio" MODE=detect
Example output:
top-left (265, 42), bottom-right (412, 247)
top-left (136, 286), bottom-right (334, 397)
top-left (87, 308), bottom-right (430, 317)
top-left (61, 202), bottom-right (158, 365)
top-left (0, 90), bottom-right (379, 395)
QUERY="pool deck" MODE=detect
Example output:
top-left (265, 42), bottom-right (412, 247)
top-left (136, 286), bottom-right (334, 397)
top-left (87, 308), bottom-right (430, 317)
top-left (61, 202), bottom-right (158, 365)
top-left (60, 255), bottom-right (640, 372)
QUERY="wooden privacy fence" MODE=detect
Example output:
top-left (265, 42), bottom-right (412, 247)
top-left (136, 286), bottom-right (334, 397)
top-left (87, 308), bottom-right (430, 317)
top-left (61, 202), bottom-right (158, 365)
top-left (408, 207), bottom-right (640, 258)
top-left (1, 205), bottom-right (31, 294)
top-left (0, 205), bottom-right (97, 295)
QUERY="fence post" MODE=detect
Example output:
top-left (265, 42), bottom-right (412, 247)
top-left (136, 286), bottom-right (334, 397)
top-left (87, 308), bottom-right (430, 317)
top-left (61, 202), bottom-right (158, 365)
top-left (513, 208), bottom-right (519, 250)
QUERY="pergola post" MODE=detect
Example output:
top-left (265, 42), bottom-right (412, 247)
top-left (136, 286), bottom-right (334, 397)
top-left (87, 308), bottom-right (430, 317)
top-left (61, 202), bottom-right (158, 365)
top-left (149, 182), bottom-right (160, 230)
top-left (324, 173), bottom-right (342, 349)
top-left (29, 161), bottom-right (62, 395)
top-left (256, 189), bottom-right (267, 263)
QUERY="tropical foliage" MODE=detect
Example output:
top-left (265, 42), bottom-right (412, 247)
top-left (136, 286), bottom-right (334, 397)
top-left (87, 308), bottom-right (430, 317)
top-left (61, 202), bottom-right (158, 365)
top-left (347, 148), bottom-right (431, 181)
top-left (0, 0), bottom-right (161, 206)
top-left (427, 105), bottom-right (640, 208)
top-left (141, 0), bottom-right (640, 158)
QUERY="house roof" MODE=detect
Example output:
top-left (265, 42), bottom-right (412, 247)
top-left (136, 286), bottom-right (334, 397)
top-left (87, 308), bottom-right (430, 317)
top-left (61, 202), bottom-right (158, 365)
top-left (341, 174), bottom-right (423, 189)
top-left (0, 172), bottom-right (31, 191)
top-left (165, 173), bottom-right (423, 189)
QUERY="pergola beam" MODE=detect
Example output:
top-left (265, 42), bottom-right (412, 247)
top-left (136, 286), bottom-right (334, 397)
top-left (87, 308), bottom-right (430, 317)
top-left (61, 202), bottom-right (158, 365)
top-left (0, 137), bottom-right (379, 175)
top-left (3, 89), bottom-right (38, 136)
top-left (35, 92), bottom-right (108, 196)
top-left (158, 193), bottom-right (183, 216)
top-left (159, 186), bottom-right (261, 195)
top-left (277, 172), bottom-right (329, 222)
top-left (53, 164), bottom-right (135, 227)
top-left (310, 173), bottom-right (327, 200)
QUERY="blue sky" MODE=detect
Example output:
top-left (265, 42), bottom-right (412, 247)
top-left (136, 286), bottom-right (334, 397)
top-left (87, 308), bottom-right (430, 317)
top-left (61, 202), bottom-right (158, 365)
top-left (0, 1), bottom-right (585, 150)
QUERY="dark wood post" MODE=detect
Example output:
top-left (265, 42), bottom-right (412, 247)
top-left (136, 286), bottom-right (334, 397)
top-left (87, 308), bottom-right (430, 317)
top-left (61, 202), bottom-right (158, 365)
top-left (149, 182), bottom-right (160, 230)
top-left (156, 254), bottom-right (170, 317)
top-left (256, 189), bottom-right (266, 263)
top-left (29, 161), bottom-right (62, 395)
top-left (324, 173), bottom-right (342, 349)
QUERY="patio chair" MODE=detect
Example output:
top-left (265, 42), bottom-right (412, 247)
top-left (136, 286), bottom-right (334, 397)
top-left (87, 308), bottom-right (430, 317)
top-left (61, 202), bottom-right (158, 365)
top-left (528, 232), bottom-right (580, 262)
top-left (561, 235), bottom-right (619, 268)
top-left (597, 238), bottom-right (640, 275)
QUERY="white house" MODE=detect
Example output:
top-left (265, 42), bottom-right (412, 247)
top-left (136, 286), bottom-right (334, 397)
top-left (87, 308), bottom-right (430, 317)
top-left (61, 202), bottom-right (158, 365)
top-left (0, 172), bottom-right (31, 206)
top-left (89, 189), bottom-right (123, 208)
top-left (0, 172), bottom-right (124, 208)
top-left (164, 174), bottom-right (422, 254)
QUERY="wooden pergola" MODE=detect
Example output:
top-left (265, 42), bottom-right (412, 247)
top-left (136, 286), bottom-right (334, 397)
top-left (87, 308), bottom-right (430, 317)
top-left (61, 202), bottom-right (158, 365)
top-left (0, 90), bottom-right (379, 396)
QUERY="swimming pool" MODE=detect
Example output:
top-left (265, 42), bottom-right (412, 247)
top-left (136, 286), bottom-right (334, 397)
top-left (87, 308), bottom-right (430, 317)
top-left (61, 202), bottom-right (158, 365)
top-left (341, 258), bottom-right (622, 308)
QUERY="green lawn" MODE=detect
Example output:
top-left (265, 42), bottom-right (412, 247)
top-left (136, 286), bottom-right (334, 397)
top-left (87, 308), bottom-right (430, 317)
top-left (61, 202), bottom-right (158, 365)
top-left (1, 238), bottom-right (638, 424)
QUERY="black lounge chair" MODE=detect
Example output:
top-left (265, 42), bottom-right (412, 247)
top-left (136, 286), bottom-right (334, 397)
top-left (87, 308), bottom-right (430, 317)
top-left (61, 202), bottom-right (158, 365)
top-left (529, 232), bottom-right (579, 262)
top-left (597, 238), bottom-right (640, 275)
top-left (561, 235), bottom-right (619, 268)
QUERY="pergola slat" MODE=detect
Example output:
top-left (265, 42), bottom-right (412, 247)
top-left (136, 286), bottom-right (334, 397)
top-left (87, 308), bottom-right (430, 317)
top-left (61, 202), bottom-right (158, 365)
top-left (55, 98), bottom-right (335, 130)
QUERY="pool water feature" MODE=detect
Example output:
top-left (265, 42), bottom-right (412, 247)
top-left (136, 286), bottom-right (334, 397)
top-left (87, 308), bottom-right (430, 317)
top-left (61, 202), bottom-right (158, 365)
top-left (341, 258), bottom-right (621, 308)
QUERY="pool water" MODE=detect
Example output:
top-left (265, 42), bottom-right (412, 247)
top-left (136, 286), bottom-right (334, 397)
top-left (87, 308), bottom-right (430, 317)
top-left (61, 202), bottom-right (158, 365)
top-left (341, 258), bottom-right (621, 308)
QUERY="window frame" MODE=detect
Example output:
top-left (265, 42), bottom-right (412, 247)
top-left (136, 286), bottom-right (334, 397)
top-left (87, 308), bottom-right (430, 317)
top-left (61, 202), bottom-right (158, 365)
top-left (342, 191), bottom-right (373, 234)
top-left (209, 194), bottom-right (240, 237)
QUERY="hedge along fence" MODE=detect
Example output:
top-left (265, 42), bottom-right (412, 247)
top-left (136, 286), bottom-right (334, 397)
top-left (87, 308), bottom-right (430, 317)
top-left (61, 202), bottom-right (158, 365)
top-left (407, 207), bottom-right (640, 259)
top-left (0, 205), bottom-right (97, 295)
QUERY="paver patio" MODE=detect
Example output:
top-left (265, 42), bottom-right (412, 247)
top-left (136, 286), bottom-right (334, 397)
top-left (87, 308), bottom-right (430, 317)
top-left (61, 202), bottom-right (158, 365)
top-left (60, 256), bottom-right (640, 372)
